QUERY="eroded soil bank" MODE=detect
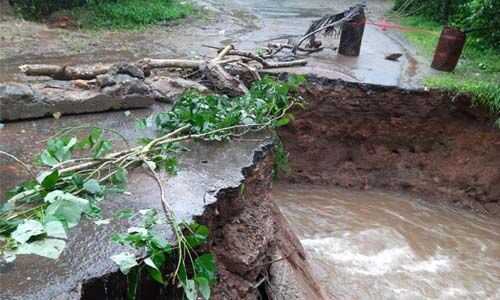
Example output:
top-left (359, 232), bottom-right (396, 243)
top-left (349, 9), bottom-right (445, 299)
top-left (279, 76), bottom-right (500, 215)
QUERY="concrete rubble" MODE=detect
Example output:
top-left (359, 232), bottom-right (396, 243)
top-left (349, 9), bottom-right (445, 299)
top-left (0, 62), bottom-right (208, 121)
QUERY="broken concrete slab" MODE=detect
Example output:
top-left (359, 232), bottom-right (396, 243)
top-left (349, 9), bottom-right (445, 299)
top-left (0, 82), bottom-right (154, 121)
top-left (0, 102), bottom-right (323, 300)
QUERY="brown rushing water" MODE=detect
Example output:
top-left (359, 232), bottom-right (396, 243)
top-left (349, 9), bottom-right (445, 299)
top-left (273, 184), bottom-right (500, 300)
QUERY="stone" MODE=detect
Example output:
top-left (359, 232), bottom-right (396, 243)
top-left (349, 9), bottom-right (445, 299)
top-left (108, 62), bottom-right (145, 79)
top-left (96, 74), bottom-right (134, 88)
top-left (0, 82), bottom-right (153, 121)
top-left (145, 76), bottom-right (209, 103)
top-left (43, 80), bottom-right (75, 90)
top-left (100, 77), bottom-right (151, 97)
top-left (0, 83), bottom-right (49, 120)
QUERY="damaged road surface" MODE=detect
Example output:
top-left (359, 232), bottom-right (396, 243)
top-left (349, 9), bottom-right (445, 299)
top-left (0, 102), bottom-right (325, 300)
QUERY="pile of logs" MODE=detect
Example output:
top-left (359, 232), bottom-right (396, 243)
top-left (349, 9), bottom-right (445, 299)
top-left (18, 45), bottom-right (307, 95)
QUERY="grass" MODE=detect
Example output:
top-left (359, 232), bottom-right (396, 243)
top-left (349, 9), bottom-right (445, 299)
top-left (399, 16), bottom-right (500, 125)
top-left (69, 0), bottom-right (194, 30)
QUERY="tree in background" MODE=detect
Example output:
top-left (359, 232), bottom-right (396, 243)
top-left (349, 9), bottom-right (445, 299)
top-left (394, 0), bottom-right (499, 49)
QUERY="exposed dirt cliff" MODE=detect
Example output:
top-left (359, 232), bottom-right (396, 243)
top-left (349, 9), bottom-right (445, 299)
top-left (199, 145), bottom-right (326, 300)
top-left (279, 77), bottom-right (500, 215)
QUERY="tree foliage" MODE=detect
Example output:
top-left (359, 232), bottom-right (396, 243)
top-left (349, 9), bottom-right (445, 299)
top-left (394, 0), bottom-right (500, 49)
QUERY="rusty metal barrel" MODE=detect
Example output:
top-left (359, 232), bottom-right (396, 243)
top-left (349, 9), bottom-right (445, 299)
top-left (431, 27), bottom-right (466, 72)
top-left (338, 7), bottom-right (366, 56)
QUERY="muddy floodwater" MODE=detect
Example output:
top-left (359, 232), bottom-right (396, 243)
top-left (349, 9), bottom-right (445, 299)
top-left (273, 184), bottom-right (500, 300)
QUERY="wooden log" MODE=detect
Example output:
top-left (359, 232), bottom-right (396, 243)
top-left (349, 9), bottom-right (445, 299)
top-left (226, 50), bottom-right (308, 68)
top-left (18, 64), bottom-right (111, 80)
top-left (139, 58), bottom-right (204, 69)
top-left (18, 64), bottom-right (64, 78)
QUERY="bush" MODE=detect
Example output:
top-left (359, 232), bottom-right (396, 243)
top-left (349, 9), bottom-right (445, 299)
top-left (11, 0), bottom-right (194, 30)
top-left (457, 0), bottom-right (500, 49)
top-left (393, 0), bottom-right (467, 24)
top-left (393, 0), bottom-right (499, 49)
top-left (12, 0), bottom-right (89, 20)
top-left (72, 0), bottom-right (193, 30)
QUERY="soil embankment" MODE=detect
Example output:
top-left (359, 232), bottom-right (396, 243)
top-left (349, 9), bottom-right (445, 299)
top-left (279, 76), bottom-right (500, 215)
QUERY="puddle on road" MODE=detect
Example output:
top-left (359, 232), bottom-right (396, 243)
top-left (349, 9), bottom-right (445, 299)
top-left (273, 184), bottom-right (500, 300)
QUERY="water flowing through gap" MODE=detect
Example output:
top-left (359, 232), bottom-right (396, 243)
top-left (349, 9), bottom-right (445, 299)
top-left (272, 184), bottom-right (500, 300)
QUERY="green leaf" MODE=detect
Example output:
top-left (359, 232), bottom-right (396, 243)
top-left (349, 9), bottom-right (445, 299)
top-left (3, 250), bottom-right (16, 262)
top-left (150, 233), bottom-right (170, 251)
top-left (5, 180), bottom-right (36, 199)
top-left (114, 209), bottom-right (135, 219)
top-left (143, 160), bottom-right (157, 171)
top-left (71, 174), bottom-right (84, 188)
top-left (113, 168), bottom-right (128, 183)
top-left (0, 202), bottom-right (14, 213)
top-left (177, 261), bottom-right (188, 286)
top-left (242, 117), bottom-right (256, 125)
top-left (44, 221), bottom-right (67, 239)
top-left (83, 179), bottom-right (103, 194)
top-left (136, 115), bottom-right (154, 130)
top-left (185, 223), bottom-right (209, 249)
top-left (77, 129), bottom-right (101, 150)
top-left (104, 185), bottom-right (127, 195)
top-left (111, 252), bottom-right (138, 275)
top-left (128, 266), bottom-right (139, 300)
top-left (195, 276), bottom-right (211, 300)
top-left (40, 151), bottom-right (59, 166)
top-left (148, 250), bottom-right (165, 269)
top-left (163, 157), bottom-right (178, 175)
top-left (63, 137), bottom-right (78, 153)
top-left (45, 191), bottom-right (90, 228)
top-left (36, 170), bottom-right (60, 190)
top-left (184, 279), bottom-right (197, 300)
top-left (194, 254), bottom-right (217, 285)
top-left (139, 209), bottom-right (158, 228)
top-left (16, 238), bottom-right (66, 259)
top-left (137, 137), bottom-right (153, 145)
top-left (40, 137), bottom-right (77, 166)
top-left (276, 117), bottom-right (290, 127)
top-left (127, 227), bottom-right (148, 237)
top-left (144, 257), bottom-right (164, 284)
top-left (11, 220), bottom-right (44, 244)
top-left (29, 239), bottom-right (66, 259)
top-left (93, 140), bottom-right (112, 158)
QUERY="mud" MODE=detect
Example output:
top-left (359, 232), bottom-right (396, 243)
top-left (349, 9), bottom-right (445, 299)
top-left (199, 149), bottom-right (326, 300)
top-left (279, 76), bottom-right (500, 215)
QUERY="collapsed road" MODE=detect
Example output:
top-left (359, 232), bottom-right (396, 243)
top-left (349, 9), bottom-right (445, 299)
top-left (1, 73), bottom-right (499, 299)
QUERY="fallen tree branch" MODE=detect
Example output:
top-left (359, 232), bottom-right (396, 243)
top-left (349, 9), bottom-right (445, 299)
top-left (18, 63), bottom-right (111, 80)
top-left (18, 44), bottom-right (308, 94)
top-left (139, 58), bottom-right (204, 69)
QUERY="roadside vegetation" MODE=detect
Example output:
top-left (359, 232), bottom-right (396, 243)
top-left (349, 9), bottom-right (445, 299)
top-left (392, 0), bottom-right (500, 125)
top-left (12, 0), bottom-right (194, 30)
